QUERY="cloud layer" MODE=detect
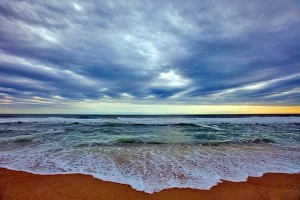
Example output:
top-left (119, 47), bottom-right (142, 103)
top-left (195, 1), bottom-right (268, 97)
top-left (0, 0), bottom-right (300, 111)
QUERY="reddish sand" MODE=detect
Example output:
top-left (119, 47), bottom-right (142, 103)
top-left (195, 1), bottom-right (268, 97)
top-left (0, 168), bottom-right (299, 200)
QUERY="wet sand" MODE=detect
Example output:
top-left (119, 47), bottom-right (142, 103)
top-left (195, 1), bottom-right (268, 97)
top-left (0, 168), bottom-right (299, 200)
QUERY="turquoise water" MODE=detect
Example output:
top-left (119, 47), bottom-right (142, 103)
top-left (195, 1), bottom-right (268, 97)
top-left (0, 115), bottom-right (299, 193)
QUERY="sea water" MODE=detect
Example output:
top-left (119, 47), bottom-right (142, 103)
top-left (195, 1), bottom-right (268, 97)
top-left (0, 114), bottom-right (299, 193)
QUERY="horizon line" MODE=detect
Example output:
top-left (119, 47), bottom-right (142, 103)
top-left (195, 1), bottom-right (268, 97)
top-left (1, 113), bottom-right (299, 115)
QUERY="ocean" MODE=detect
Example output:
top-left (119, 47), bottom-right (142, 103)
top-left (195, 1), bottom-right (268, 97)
top-left (0, 114), bottom-right (299, 193)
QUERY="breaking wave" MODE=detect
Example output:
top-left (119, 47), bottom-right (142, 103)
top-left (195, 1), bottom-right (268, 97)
top-left (0, 115), bottom-right (299, 193)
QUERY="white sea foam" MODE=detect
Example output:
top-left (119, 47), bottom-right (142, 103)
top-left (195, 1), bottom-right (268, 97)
top-left (0, 116), bottom-right (299, 193)
top-left (0, 117), bottom-right (111, 124)
top-left (117, 116), bottom-right (300, 125)
top-left (0, 144), bottom-right (299, 193)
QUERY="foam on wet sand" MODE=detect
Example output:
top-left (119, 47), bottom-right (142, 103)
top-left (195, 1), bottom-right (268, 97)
top-left (0, 168), bottom-right (299, 200)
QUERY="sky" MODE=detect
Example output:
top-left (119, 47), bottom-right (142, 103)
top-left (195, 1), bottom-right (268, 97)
top-left (0, 0), bottom-right (300, 114)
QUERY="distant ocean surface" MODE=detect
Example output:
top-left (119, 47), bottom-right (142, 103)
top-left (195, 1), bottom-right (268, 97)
top-left (0, 114), bottom-right (299, 193)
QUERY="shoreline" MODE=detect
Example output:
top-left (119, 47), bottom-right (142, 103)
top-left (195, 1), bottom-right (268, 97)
top-left (1, 168), bottom-right (300, 200)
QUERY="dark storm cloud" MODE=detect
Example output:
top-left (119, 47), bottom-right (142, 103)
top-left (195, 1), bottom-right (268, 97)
top-left (0, 0), bottom-right (299, 108)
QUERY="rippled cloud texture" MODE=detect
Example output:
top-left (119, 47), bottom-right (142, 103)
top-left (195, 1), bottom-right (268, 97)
top-left (0, 0), bottom-right (300, 113)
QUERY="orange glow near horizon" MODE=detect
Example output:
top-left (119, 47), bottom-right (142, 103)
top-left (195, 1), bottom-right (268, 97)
top-left (0, 104), bottom-right (300, 115)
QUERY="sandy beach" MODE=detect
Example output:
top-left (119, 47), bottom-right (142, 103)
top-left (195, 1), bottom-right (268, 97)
top-left (0, 168), bottom-right (299, 200)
